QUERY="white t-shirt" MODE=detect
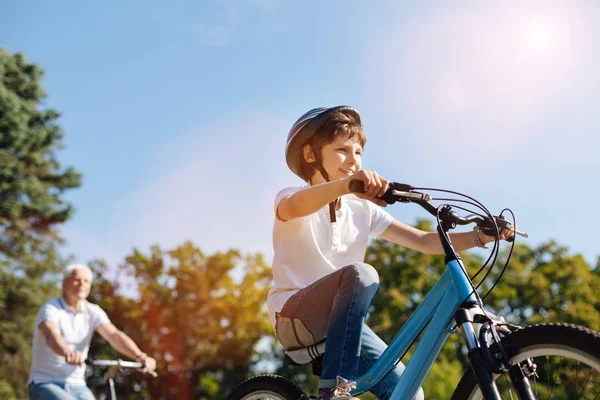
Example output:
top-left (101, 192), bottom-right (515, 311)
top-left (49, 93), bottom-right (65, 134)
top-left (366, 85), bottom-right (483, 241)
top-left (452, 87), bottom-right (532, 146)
top-left (267, 186), bottom-right (394, 328)
top-left (29, 297), bottom-right (111, 385)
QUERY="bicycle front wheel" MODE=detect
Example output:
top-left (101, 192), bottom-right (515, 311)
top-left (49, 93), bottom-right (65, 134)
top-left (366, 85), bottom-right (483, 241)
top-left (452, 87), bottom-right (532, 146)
top-left (452, 323), bottom-right (600, 399)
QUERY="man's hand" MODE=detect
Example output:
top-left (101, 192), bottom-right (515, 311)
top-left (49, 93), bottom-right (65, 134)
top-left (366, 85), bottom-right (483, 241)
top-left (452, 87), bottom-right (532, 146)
top-left (138, 353), bottom-right (157, 372)
top-left (345, 170), bottom-right (389, 207)
top-left (64, 350), bottom-right (86, 366)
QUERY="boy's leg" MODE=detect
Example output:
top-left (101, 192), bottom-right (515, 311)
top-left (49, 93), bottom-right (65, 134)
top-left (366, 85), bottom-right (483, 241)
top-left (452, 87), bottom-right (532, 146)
top-left (28, 382), bottom-right (78, 400)
top-left (275, 263), bottom-right (380, 390)
top-left (357, 325), bottom-right (425, 400)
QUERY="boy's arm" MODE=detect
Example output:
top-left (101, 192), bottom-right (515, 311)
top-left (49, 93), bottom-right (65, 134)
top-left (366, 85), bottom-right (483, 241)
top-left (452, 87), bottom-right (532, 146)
top-left (277, 180), bottom-right (348, 221)
top-left (277, 171), bottom-right (388, 221)
top-left (380, 220), bottom-right (499, 254)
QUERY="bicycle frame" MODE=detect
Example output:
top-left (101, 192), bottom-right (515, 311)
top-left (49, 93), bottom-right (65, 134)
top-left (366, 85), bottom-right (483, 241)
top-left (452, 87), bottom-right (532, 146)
top-left (352, 203), bottom-right (508, 400)
top-left (354, 258), bottom-right (476, 399)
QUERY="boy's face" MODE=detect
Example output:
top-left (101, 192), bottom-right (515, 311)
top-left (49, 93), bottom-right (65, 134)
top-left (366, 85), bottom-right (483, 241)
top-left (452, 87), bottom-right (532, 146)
top-left (316, 133), bottom-right (363, 182)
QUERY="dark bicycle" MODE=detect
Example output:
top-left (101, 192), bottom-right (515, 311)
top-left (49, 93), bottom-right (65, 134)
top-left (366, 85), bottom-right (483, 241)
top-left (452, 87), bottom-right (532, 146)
top-left (87, 359), bottom-right (158, 400)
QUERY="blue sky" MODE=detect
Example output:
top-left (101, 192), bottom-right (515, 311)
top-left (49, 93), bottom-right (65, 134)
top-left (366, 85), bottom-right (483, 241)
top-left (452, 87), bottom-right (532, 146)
top-left (2, 0), bottom-right (599, 269)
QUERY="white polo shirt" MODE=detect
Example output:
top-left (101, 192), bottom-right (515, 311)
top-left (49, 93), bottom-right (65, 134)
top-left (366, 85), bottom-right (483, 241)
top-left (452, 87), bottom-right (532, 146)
top-left (267, 186), bottom-right (394, 328)
top-left (29, 297), bottom-right (111, 385)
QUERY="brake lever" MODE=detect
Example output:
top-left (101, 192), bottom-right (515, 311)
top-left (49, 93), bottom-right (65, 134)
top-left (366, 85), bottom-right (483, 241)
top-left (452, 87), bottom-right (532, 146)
top-left (477, 215), bottom-right (528, 240)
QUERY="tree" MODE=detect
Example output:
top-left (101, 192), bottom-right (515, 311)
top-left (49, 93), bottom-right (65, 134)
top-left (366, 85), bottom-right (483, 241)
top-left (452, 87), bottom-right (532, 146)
top-left (476, 241), bottom-right (600, 331)
top-left (87, 242), bottom-right (273, 400)
top-left (0, 48), bottom-right (81, 399)
top-left (0, 48), bottom-right (80, 262)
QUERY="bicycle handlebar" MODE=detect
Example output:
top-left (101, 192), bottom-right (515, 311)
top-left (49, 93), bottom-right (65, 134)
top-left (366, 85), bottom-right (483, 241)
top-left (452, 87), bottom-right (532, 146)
top-left (348, 180), bottom-right (528, 239)
top-left (87, 359), bottom-right (158, 377)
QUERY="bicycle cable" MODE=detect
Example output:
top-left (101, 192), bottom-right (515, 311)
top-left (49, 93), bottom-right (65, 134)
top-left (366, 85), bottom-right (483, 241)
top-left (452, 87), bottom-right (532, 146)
top-left (480, 208), bottom-right (517, 301)
top-left (414, 187), bottom-right (508, 322)
top-left (416, 187), bottom-right (502, 296)
top-left (429, 198), bottom-right (499, 284)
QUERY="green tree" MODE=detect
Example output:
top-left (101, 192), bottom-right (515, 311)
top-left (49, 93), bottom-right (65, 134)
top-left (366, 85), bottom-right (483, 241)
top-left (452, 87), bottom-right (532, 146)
top-left (476, 241), bottom-right (600, 331)
top-left (0, 48), bottom-right (81, 399)
top-left (87, 242), bottom-right (273, 400)
top-left (0, 48), bottom-right (80, 261)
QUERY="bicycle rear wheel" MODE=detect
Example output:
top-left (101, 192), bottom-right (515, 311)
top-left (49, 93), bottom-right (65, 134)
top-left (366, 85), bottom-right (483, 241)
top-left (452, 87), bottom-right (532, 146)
top-left (227, 374), bottom-right (309, 400)
top-left (452, 323), bottom-right (600, 399)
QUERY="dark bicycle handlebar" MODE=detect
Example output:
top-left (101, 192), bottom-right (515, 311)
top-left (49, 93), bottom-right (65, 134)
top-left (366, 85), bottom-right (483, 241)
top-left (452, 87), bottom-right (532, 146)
top-left (348, 180), bottom-right (528, 239)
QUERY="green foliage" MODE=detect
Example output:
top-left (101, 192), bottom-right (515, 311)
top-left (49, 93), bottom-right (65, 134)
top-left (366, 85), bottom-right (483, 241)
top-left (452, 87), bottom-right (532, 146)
top-left (0, 380), bottom-right (17, 400)
top-left (0, 48), bottom-right (80, 399)
top-left (87, 243), bottom-right (273, 399)
top-left (0, 48), bottom-right (81, 261)
top-left (475, 241), bottom-right (600, 331)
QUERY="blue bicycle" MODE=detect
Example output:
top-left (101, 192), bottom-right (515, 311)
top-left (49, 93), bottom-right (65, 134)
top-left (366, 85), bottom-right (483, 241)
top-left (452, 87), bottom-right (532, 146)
top-left (228, 182), bottom-right (600, 399)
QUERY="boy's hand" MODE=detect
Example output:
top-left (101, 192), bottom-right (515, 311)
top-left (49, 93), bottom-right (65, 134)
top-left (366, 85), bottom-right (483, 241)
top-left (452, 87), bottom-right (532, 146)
top-left (345, 170), bottom-right (389, 207)
top-left (477, 227), bottom-right (515, 247)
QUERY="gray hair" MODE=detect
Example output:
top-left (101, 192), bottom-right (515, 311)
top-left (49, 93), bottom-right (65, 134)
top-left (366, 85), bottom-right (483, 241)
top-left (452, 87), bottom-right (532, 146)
top-left (63, 263), bottom-right (93, 281)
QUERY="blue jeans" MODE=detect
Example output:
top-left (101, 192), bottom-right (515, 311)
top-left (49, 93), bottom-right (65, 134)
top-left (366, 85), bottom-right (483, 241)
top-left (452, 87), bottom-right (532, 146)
top-left (28, 381), bottom-right (96, 400)
top-left (275, 263), bottom-right (425, 400)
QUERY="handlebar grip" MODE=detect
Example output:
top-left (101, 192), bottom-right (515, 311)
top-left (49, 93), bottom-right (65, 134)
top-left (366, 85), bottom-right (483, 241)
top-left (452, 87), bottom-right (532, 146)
top-left (479, 216), bottom-right (516, 242)
top-left (349, 180), bottom-right (417, 205)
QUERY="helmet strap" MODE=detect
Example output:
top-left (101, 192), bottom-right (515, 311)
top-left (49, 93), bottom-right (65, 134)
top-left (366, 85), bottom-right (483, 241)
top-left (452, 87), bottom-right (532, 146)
top-left (313, 149), bottom-right (339, 223)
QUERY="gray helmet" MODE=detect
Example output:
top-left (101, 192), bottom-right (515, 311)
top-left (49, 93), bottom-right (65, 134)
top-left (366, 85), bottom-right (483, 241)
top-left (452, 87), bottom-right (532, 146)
top-left (285, 106), bottom-right (361, 179)
top-left (284, 106), bottom-right (361, 223)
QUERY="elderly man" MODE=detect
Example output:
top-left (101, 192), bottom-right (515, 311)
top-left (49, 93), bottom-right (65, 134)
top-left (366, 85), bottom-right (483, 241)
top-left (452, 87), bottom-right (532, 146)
top-left (28, 264), bottom-right (157, 400)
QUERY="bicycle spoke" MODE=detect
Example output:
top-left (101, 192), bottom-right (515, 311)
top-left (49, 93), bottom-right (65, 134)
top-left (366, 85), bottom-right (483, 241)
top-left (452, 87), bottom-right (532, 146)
top-left (578, 369), bottom-right (594, 399)
top-left (548, 356), bottom-right (563, 398)
top-left (547, 355), bottom-right (550, 399)
top-left (576, 361), bottom-right (581, 396)
top-left (503, 374), bottom-right (514, 400)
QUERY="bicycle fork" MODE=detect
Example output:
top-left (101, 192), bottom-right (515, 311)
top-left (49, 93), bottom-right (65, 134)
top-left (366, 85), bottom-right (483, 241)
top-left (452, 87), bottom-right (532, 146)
top-left (457, 306), bottom-right (537, 400)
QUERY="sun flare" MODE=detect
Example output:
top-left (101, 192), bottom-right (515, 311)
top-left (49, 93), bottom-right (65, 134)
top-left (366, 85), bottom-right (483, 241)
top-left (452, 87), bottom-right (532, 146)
top-left (527, 22), bottom-right (552, 51)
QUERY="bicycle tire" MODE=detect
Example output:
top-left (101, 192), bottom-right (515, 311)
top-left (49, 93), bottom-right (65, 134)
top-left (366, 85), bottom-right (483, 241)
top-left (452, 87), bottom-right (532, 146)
top-left (226, 374), bottom-right (309, 400)
top-left (451, 323), bottom-right (600, 399)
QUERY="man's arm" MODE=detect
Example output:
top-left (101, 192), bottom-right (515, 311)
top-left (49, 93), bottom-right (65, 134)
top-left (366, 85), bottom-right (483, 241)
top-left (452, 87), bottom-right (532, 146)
top-left (96, 324), bottom-right (156, 371)
top-left (39, 321), bottom-right (85, 365)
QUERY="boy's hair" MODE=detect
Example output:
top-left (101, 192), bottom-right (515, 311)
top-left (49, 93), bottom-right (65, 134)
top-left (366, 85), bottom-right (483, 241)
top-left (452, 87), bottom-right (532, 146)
top-left (296, 110), bottom-right (366, 182)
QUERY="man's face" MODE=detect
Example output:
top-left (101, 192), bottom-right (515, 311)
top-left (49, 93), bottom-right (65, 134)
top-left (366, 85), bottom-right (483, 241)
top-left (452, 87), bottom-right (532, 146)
top-left (63, 268), bottom-right (92, 300)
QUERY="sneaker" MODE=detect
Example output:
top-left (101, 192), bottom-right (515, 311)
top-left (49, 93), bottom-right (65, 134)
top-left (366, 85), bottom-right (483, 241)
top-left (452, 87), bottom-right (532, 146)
top-left (316, 376), bottom-right (359, 400)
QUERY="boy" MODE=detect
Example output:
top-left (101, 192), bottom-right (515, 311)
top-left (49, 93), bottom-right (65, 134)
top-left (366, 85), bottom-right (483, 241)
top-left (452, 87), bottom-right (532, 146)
top-left (268, 106), bottom-right (510, 400)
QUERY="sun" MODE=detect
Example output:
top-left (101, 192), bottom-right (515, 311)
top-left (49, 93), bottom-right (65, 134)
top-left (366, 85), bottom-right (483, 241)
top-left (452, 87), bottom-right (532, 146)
top-left (527, 22), bottom-right (552, 52)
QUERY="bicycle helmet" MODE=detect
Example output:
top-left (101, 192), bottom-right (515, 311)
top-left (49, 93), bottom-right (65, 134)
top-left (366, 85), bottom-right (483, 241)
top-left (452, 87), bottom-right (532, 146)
top-left (285, 106), bottom-right (361, 180)
top-left (285, 106), bottom-right (362, 222)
